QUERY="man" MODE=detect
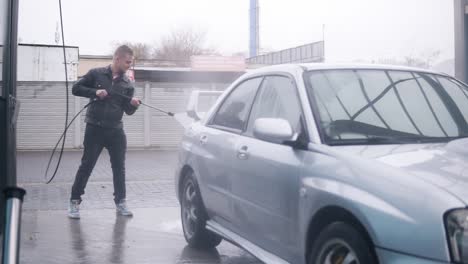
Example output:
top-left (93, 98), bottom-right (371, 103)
top-left (68, 45), bottom-right (140, 219)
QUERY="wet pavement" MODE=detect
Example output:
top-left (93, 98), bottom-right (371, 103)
top-left (18, 150), bottom-right (262, 264)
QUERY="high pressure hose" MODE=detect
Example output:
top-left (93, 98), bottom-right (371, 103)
top-left (44, 0), bottom-right (70, 184)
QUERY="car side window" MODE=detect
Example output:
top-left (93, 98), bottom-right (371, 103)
top-left (246, 76), bottom-right (303, 135)
top-left (211, 77), bottom-right (263, 131)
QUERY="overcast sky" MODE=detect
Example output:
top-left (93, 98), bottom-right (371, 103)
top-left (18, 0), bottom-right (454, 63)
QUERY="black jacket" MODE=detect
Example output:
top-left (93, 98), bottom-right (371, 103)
top-left (72, 66), bottom-right (138, 129)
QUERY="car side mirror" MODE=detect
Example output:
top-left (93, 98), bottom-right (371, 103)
top-left (187, 109), bottom-right (201, 121)
top-left (253, 118), bottom-right (298, 145)
top-left (186, 90), bottom-right (223, 122)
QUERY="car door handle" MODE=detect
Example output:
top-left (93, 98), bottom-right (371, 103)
top-left (200, 135), bottom-right (208, 145)
top-left (237, 146), bottom-right (249, 160)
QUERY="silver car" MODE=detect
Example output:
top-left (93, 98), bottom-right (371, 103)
top-left (175, 64), bottom-right (468, 264)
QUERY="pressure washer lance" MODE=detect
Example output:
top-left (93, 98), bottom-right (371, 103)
top-left (44, 93), bottom-right (174, 184)
top-left (111, 91), bottom-right (174, 116)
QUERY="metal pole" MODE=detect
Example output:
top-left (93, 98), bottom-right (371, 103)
top-left (2, 188), bottom-right (25, 264)
top-left (4, 0), bottom-right (19, 187)
top-left (1, 1), bottom-right (26, 264)
top-left (249, 0), bottom-right (259, 57)
top-left (454, 0), bottom-right (467, 82)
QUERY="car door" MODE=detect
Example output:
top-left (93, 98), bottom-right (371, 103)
top-left (230, 75), bottom-right (307, 262)
top-left (195, 77), bottom-right (263, 228)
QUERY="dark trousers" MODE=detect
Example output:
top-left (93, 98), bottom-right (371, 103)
top-left (71, 123), bottom-right (127, 204)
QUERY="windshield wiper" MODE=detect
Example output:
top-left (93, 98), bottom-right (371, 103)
top-left (366, 136), bottom-right (413, 144)
top-left (371, 135), bottom-right (455, 144)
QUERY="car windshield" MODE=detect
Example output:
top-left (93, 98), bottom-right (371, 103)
top-left (305, 69), bottom-right (468, 145)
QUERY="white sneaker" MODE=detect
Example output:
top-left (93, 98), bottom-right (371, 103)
top-left (68, 200), bottom-right (80, 219)
top-left (116, 200), bottom-right (133, 217)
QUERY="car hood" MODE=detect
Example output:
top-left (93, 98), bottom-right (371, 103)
top-left (332, 138), bottom-right (468, 204)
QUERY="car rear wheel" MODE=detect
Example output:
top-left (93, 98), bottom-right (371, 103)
top-left (181, 172), bottom-right (222, 249)
top-left (308, 222), bottom-right (376, 264)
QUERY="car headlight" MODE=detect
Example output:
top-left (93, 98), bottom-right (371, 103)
top-left (446, 209), bottom-right (468, 263)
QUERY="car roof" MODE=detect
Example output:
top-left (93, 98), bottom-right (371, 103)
top-left (246, 63), bottom-right (449, 76)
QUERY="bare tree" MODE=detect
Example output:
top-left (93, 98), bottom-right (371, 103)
top-left (153, 27), bottom-right (217, 65)
top-left (111, 41), bottom-right (152, 61)
top-left (403, 50), bottom-right (441, 69)
top-left (374, 50), bottom-right (441, 69)
top-left (231, 51), bottom-right (248, 58)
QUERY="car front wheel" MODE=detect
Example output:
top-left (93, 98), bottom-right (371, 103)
top-left (308, 222), bottom-right (377, 264)
top-left (181, 172), bottom-right (222, 249)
